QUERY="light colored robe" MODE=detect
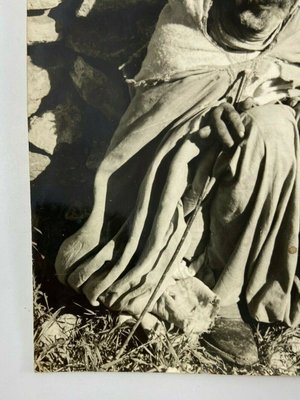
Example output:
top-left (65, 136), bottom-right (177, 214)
top-left (55, 0), bottom-right (300, 333)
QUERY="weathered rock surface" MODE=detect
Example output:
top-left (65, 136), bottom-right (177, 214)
top-left (76, 0), bottom-right (165, 17)
top-left (70, 56), bottom-right (129, 121)
top-left (54, 101), bottom-right (82, 144)
top-left (29, 103), bottom-right (82, 149)
top-left (29, 112), bottom-right (58, 155)
top-left (29, 102), bottom-right (81, 180)
top-left (268, 350), bottom-right (297, 373)
top-left (28, 0), bottom-right (62, 10)
top-left (286, 336), bottom-right (300, 353)
top-left (29, 42), bottom-right (74, 69)
top-left (28, 56), bottom-right (51, 116)
top-left (27, 0), bottom-right (162, 182)
top-left (29, 152), bottom-right (51, 181)
top-left (66, 13), bottom-right (157, 64)
top-left (27, 13), bottom-right (61, 45)
top-left (39, 314), bottom-right (78, 345)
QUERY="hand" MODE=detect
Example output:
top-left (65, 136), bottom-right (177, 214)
top-left (190, 102), bottom-right (244, 148)
top-left (189, 99), bottom-right (255, 148)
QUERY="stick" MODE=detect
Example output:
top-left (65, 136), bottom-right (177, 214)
top-left (234, 69), bottom-right (252, 105)
top-left (116, 176), bottom-right (214, 359)
top-left (116, 68), bottom-right (250, 359)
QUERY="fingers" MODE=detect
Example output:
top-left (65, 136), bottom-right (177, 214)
top-left (198, 125), bottom-right (211, 138)
top-left (237, 97), bottom-right (255, 112)
top-left (226, 109), bottom-right (245, 139)
top-left (189, 102), bottom-right (246, 148)
top-left (211, 105), bottom-right (235, 148)
top-left (189, 116), bottom-right (212, 139)
top-left (212, 116), bottom-right (235, 147)
top-left (211, 103), bottom-right (245, 148)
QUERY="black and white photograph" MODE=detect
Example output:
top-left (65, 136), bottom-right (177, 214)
top-left (28, 0), bottom-right (300, 375)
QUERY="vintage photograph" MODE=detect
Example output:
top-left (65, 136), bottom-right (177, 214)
top-left (29, 0), bottom-right (300, 374)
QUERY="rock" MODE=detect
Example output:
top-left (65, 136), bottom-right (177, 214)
top-left (27, 56), bottom-right (51, 116)
top-left (29, 102), bottom-right (82, 180)
top-left (28, 0), bottom-right (62, 10)
top-left (29, 102), bottom-right (81, 148)
top-left (27, 13), bottom-right (61, 45)
top-left (29, 42), bottom-right (74, 70)
top-left (39, 314), bottom-right (78, 345)
top-left (76, 0), bottom-right (96, 16)
top-left (70, 56), bottom-right (129, 121)
top-left (164, 367), bottom-right (180, 373)
top-left (268, 351), bottom-right (297, 374)
top-left (287, 336), bottom-right (300, 353)
top-left (76, 0), bottom-right (165, 17)
top-left (268, 351), bottom-right (285, 369)
top-left (29, 152), bottom-right (51, 181)
top-left (29, 112), bottom-right (58, 155)
top-left (66, 12), bottom-right (157, 65)
top-left (54, 101), bottom-right (82, 144)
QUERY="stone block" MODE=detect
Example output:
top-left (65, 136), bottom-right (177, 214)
top-left (28, 42), bottom-right (75, 69)
top-left (54, 101), bottom-right (82, 144)
top-left (29, 112), bottom-right (58, 155)
top-left (76, 0), bottom-right (165, 17)
top-left (28, 0), bottom-right (62, 10)
top-left (28, 56), bottom-right (51, 116)
top-left (29, 101), bottom-right (82, 180)
top-left (39, 314), bottom-right (77, 345)
top-left (27, 13), bottom-right (61, 45)
top-left (70, 56), bottom-right (129, 121)
top-left (29, 102), bottom-right (81, 152)
top-left (66, 10), bottom-right (158, 64)
top-left (29, 152), bottom-right (51, 181)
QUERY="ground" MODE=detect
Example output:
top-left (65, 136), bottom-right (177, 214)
top-left (33, 272), bottom-right (300, 375)
top-left (31, 202), bottom-right (300, 375)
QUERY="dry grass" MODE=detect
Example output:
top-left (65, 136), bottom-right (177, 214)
top-left (33, 275), bottom-right (300, 375)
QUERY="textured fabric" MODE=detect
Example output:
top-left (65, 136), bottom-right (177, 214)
top-left (132, 0), bottom-right (300, 111)
top-left (208, 0), bottom-right (288, 52)
top-left (55, 0), bottom-right (300, 333)
top-left (56, 73), bottom-right (228, 333)
top-left (204, 104), bottom-right (300, 327)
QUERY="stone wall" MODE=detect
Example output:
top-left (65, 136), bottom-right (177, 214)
top-left (28, 0), bottom-right (165, 187)
top-left (28, 0), bottom-right (166, 293)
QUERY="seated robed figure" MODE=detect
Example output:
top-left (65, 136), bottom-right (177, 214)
top-left (55, 0), bottom-right (300, 365)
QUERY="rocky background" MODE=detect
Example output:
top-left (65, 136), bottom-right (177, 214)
top-left (28, 0), bottom-right (165, 294)
top-left (29, 2), bottom-right (300, 374)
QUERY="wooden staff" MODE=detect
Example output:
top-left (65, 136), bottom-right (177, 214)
top-left (116, 68), bottom-right (251, 360)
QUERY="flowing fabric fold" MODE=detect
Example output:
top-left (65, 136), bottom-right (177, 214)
top-left (55, 0), bottom-right (300, 333)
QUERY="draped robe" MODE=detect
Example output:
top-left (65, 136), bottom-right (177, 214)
top-left (55, 0), bottom-right (300, 334)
